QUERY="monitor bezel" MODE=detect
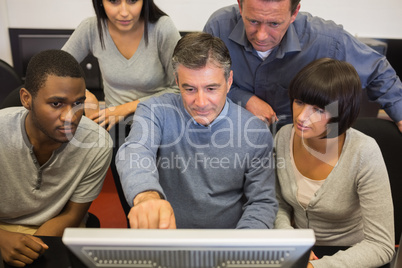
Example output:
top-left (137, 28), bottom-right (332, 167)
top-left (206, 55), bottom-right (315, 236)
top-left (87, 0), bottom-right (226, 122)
top-left (8, 28), bottom-right (74, 80)
top-left (62, 228), bottom-right (315, 268)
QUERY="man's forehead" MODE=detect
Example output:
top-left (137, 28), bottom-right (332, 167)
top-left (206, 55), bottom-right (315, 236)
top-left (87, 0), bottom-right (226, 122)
top-left (242, 0), bottom-right (291, 9)
top-left (37, 75), bottom-right (86, 98)
top-left (177, 60), bottom-right (225, 72)
top-left (177, 65), bottom-right (226, 83)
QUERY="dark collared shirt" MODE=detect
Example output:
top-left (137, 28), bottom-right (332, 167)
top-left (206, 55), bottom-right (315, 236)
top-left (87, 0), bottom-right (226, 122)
top-left (204, 5), bottom-right (402, 125)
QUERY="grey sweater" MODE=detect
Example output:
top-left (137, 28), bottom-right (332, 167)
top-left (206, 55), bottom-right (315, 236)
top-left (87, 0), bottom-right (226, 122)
top-left (62, 16), bottom-right (181, 107)
top-left (274, 125), bottom-right (394, 267)
top-left (116, 93), bottom-right (278, 229)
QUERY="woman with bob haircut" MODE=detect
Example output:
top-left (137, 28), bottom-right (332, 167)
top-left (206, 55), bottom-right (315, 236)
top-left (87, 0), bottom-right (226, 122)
top-left (274, 58), bottom-right (394, 267)
top-left (62, 0), bottom-right (181, 130)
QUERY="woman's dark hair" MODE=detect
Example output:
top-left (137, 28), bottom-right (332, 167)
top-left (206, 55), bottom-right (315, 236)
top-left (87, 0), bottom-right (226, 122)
top-left (92, 0), bottom-right (167, 49)
top-left (289, 58), bottom-right (362, 138)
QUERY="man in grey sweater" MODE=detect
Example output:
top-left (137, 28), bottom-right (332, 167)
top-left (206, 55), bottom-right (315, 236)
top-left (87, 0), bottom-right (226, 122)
top-left (116, 32), bottom-right (277, 229)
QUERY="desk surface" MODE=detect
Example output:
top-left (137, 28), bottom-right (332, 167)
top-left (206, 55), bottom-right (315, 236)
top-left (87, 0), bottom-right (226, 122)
top-left (3, 236), bottom-right (392, 268)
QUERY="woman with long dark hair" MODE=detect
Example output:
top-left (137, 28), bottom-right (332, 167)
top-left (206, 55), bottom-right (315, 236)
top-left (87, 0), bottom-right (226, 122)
top-left (63, 0), bottom-right (181, 130)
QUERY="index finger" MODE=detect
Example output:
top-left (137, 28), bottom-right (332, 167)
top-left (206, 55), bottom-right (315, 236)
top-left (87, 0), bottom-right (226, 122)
top-left (268, 114), bottom-right (278, 124)
top-left (158, 207), bottom-right (176, 229)
top-left (309, 250), bottom-right (318, 260)
top-left (26, 236), bottom-right (48, 254)
top-left (30, 236), bottom-right (49, 252)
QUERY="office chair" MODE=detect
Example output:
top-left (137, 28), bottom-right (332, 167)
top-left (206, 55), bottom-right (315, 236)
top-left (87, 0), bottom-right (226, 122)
top-left (0, 59), bottom-right (23, 105)
top-left (353, 117), bottom-right (402, 244)
top-left (356, 38), bottom-right (387, 118)
top-left (85, 212), bottom-right (101, 228)
top-left (0, 85), bottom-right (23, 109)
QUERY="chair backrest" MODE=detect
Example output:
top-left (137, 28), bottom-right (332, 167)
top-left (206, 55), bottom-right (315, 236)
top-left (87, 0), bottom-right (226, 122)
top-left (0, 59), bottom-right (23, 105)
top-left (353, 117), bottom-right (402, 243)
top-left (0, 85), bottom-right (23, 109)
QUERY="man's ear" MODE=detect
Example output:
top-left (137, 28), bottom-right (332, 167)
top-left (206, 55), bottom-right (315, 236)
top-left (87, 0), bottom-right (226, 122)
top-left (20, 87), bottom-right (32, 110)
top-left (237, 0), bottom-right (242, 14)
top-left (174, 73), bottom-right (179, 87)
top-left (227, 70), bottom-right (234, 93)
top-left (290, 3), bottom-right (301, 24)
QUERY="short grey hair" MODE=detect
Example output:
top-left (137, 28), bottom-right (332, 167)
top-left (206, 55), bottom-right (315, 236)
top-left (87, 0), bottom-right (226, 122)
top-left (172, 32), bottom-right (232, 81)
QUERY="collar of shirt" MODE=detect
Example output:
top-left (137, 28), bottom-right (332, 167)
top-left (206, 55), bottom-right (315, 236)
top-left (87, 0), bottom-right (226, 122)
top-left (257, 49), bottom-right (273, 60)
top-left (20, 109), bottom-right (68, 168)
top-left (229, 18), bottom-right (254, 53)
top-left (275, 21), bottom-right (302, 58)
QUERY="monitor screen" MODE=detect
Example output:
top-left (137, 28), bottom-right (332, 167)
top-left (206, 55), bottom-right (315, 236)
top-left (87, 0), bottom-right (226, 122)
top-left (62, 228), bottom-right (315, 268)
top-left (9, 29), bottom-right (73, 80)
top-left (8, 28), bottom-right (103, 98)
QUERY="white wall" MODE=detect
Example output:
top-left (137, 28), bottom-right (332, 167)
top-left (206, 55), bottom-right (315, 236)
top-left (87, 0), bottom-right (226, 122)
top-left (154, 0), bottom-right (234, 31)
top-left (1, 0), bottom-right (402, 66)
top-left (300, 0), bottom-right (402, 38)
top-left (0, 0), bottom-right (12, 65)
top-left (6, 0), bottom-right (95, 29)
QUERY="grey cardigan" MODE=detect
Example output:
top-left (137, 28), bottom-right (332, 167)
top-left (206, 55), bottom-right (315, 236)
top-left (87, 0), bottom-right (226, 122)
top-left (274, 125), bottom-right (394, 268)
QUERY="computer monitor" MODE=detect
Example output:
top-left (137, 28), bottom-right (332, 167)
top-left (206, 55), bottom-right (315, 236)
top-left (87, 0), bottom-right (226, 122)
top-left (62, 228), bottom-right (315, 268)
top-left (8, 28), bottom-right (103, 99)
top-left (9, 28), bottom-right (73, 80)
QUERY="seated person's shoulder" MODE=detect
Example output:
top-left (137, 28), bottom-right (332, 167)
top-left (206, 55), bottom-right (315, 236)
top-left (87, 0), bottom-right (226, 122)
top-left (0, 106), bottom-right (26, 121)
top-left (154, 15), bottom-right (173, 25)
top-left (207, 4), bottom-right (241, 22)
top-left (275, 123), bottom-right (293, 137)
top-left (0, 105), bottom-right (25, 113)
top-left (272, 124), bottom-right (292, 148)
top-left (152, 15), bottom-right (179, 34)
top-left (139, 92), bottom-right (180, 108)
top-left (77, 115), bottom-right (113, 147)
top-left (294, 11), bottom-right (344, 35)
top-left (80, 16), bottom-right (97, 27)
top-left (348, 127), bottom-right (379, 150)
top-left (0, 107), bottom-right (26, 138)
